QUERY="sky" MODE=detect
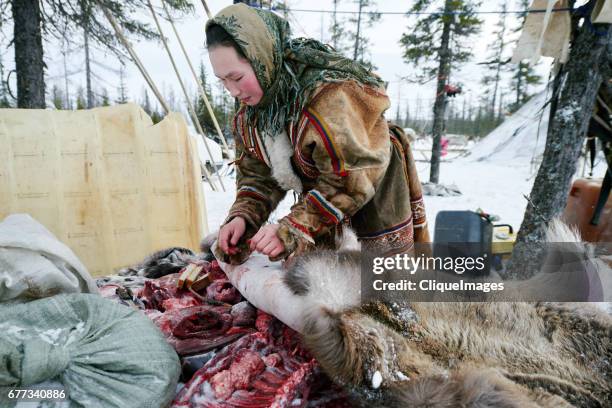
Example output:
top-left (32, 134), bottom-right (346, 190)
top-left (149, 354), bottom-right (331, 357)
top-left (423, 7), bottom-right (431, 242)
top-left (0, 0), bottom-right (552, 123)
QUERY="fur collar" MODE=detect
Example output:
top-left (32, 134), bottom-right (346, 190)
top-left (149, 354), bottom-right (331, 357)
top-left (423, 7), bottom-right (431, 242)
top-left (263, 131), bottom-right (303, 194)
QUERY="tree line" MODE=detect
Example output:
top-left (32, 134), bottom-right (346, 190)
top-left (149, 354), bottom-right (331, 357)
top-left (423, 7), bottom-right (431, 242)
top-left (0, 0), bottom-right (542, 152)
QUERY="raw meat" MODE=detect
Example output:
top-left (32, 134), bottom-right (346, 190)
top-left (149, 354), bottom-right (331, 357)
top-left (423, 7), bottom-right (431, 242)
top-left (154, 305), bottom-right (254, 356)
top-left (231, 301), bottom-right (257, 327)
top-left (207, 279), bottom-right (243, 304)
top-left (171, 312), bottom-right (350, 407)
top-left (140, 273), bottom-right (202, 312)
top-left (99, 251), bottom-right (351, 407)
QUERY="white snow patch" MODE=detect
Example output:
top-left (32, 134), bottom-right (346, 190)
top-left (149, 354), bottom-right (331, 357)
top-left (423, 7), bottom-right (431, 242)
top-left (557, 101), bottom-right (580, 122)
top-left (192, 133), bottom-right (224, 165)
top-left (38, 328), bottom-right (63, 345)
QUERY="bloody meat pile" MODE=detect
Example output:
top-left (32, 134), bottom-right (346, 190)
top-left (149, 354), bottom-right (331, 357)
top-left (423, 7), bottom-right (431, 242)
top-left (98, 259), bottom-right (350, 407)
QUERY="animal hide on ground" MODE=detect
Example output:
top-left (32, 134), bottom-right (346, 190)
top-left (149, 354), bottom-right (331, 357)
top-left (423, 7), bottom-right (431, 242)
top-left (283, 220), bottom-right (611, 407)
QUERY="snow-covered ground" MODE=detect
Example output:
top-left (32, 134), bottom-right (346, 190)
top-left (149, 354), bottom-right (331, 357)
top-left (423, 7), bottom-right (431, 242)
top-left (203, 90), bottom-right (608, 238)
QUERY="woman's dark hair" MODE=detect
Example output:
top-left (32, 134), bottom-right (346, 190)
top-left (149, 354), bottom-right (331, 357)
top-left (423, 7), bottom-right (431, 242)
top-left (206, 24), bottom-right (247, 60)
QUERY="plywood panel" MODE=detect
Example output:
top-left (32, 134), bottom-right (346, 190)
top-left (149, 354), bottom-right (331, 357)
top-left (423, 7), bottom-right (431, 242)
top-left (0, 104), bottom-right (207, 276)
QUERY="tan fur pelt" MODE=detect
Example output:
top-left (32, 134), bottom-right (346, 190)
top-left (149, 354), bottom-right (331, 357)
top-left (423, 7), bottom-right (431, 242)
top-left (286, 222), bottom-right (611, 407)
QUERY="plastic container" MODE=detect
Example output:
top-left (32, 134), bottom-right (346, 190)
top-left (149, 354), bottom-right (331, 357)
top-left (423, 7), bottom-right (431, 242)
top-left (0, 104), bottom-right (207, 276)
top-left (562, 178), bottom-right (611, 243)
top-left (433, 210), bottom-right (492, 275)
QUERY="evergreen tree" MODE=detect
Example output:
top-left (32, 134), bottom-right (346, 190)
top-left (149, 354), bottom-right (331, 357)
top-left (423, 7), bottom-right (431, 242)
top-left (166, 87), bottom-right (178, 113)
top-left (403, 105), bottom-right (410, 128)
top-left (481, 1), bottom-right (509, 121)
top-left (51, 84), bottom-right (64, 109)
top-left (348, 0), bottom-right (380, 70)
top-left (1, 0), bottom-right (192, 108)
top-left (141, 87), bottom-right (153, 115)
top-left (329, 0), bottom-right (350, 54)
top-left (233, 0), bottom-right (264, 5)
top-left (400, 0), bottom-right (482, 183)
top-left (394, 104), bottom-right (401, 124)
top-left (0, 51), bottom-right (12, 108)
top-left (116, 65), bottom-right (128, 104)
top-left (509, 61), bottom-right (542, 112)
top-left (140, 88), bottom-right (163, 123)
top-left (100, 87), bottom-right (110, 106)
top-left (76, 86), bottom-right (86, 109)
top-left (195, 62), bottom-right (236, 140)
top-left (473, 104), bottom-right (483, 136)
top-left (150, 109), bottom-right (163, 124)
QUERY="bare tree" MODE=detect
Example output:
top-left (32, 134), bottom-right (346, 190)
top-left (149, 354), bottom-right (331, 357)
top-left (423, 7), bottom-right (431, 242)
top-left (330, 0), bottom-right (349, 54)
top-left (481, 1), bottom-right (509, 119)
top-left (115, 64), bottom-right (128, 104)
top-left (505, 13), bottom-right (612, 278)
top-left (507, 0), bottom-right (542, 113)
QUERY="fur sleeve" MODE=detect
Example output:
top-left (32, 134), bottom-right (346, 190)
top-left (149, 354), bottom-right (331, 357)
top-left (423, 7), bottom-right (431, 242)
top-left (219, 130), bottom-right (287, 264)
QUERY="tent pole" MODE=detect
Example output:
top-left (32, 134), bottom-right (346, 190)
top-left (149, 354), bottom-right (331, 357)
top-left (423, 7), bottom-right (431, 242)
top-left (147, 0), bottom-right (226, 191)
top-left (161, 0), bottom-right (231, 156)
top-left (99, 3), bottom-right (218, 191)
top-left (200, 0), bottom-right (213, 19)
top-left (100, 6), bottom-right (169, 114)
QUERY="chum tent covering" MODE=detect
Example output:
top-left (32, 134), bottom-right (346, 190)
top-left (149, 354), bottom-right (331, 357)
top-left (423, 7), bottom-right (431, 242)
top-left (0, 293), bottom-right (181, 408)
top-left (0, 104), bottom-right (207, 277)
top-left (511, 0), bottom-right (571, 64)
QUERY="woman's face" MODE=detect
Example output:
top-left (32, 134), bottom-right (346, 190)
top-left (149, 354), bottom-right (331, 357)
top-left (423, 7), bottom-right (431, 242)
top-left (209, 46), bottom-right (263, 106)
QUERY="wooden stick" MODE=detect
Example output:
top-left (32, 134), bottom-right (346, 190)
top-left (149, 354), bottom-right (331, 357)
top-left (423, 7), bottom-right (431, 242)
top-left (100, 3), bottom-right (217, 191)
top-left (161, 0), bottom-right (231, 156)
top-left (100, 6), bottom-right (169, 114)
top-left (200, 0), bottom-right (213, 19)
top-left (147, 0), bottom-right (226, 191)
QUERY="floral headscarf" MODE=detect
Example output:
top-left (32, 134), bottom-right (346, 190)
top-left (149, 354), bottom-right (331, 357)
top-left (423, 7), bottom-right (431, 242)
top-left (206, 3), bottom-right (385, 136)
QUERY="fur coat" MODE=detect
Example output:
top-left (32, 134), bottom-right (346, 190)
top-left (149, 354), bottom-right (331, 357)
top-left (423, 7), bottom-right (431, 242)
top-left (217, 81), bottom-right (430, 264)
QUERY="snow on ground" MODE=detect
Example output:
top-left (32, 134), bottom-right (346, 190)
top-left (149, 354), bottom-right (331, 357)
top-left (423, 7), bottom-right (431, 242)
top-left (192, 133), bottom-right (224, 166)
top-left (204, 161), bottom-right (536, 238)
top-left (203, 174), bottom-right (296, 233)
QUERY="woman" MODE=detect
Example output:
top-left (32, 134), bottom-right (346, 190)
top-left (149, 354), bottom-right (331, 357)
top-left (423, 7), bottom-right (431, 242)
top-left (208, 3), bottom-right (429, 265)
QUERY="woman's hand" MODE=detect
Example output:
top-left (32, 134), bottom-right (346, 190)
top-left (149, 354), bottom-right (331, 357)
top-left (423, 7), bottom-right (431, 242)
top-left (218, 217), bottom-right (247, 254)
top-left (249, 224), bottom-right (285, 257)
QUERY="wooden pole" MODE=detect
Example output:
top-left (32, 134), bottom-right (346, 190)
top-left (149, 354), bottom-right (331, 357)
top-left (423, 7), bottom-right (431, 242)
top-left (100, 2), bottom-right (218, 191)
top-left (161, 0), bottom-right (231, 156)
top-left (200, 0), bottom-right (213, 19)
top-left (100, 6), bottom-right (170, 114)
top-left (147, 0), bottom-right (226, 191)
